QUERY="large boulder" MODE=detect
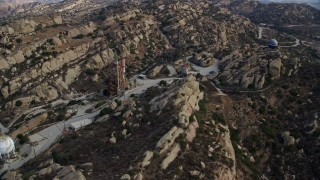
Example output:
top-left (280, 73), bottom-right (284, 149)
top-left (32, 84), bottom-right (59, 101)
top-left (60, 171), bottom-right (86, 180)
top-left (56, 165), bottom-right (76, 178)
top-left (190, 52), bottom-right (217, 67)
top-left (52, 15), bottom-right (63, 24)
top-left (38, 167), bottom-right (52, 176)
top-left (161, 143), bottom-right (181, 170)
top-left (52, 37), bottom-right (63, 46)
top-left (0, 58), bottom-right (9, 70)
top-left (156, 126), bottom-right (183, 154)
top-left (147, 65), bottom-right (163, 79)
top-left (281, 131), bottom-right (295, 146)
top-left (141, 151), bottom-right (153, 168)
top-left (269, 58), bottom-right (282, 79)
top-left (13, 50), bottom-right (25, 64)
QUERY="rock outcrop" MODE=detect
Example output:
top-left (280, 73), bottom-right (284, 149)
top-left (190, 52), bottom-right (217, 67)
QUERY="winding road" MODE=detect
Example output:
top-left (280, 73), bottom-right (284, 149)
top-left (0, 76), bottom-right (181, 174)
top-left (258, 26), bottom-right (301, 47)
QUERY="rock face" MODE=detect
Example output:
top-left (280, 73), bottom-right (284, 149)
top-left (281, 131), bottom-right (295, 146)
top-left (269, 58), bottom-right (282, 79)
top-left (141, 151), bottom-right (153, 168)
top-left (156, 126), bottom-right (184, 154)
top-left (175, 76), bottom-right (204, 128)
top-left (185, 118), bottom-right (199, 142)
top-left (3, 161), bottom-right (86, 180)
top-left (10, 112), bottom-right (48, 138)
top-left (148, 65), bottom-right (164, 79)
top-left (190, 52), bottom-right (217, 67)
top-left (161, 143), bottom-right (181, 170)
top-left (213, 125), bottom-right (236, 180)
top-left (218, 50), bottom-right (289, 89)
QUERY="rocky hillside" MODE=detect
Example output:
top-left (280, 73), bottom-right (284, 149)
top-left (0, 0), bottom-right (257, 113)
top-left (0, 0), bottom-right (62, 18)
top-left (229, 0), bottom-right (320, 25)
top-left (0, 0), bottom-right (319, 179)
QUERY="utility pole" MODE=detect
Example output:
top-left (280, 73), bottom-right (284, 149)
top-left (115, 53), bottom-right (120, 96)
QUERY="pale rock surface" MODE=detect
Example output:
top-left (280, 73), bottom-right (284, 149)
top-left (121, 174), bottom-right (131, 180)
top-left (190, 170), bottom-right (201, 177)
top-left (13, 50), bottom-right (25, 64)
top-left (281, 131), bottom-right (295, 146)
top-left (156, 126), bottom-right (184, 154)
top-left (60, 171), bottom-right (86, 180)
top-left (38, 167), bottom-right (52, 176)
top-left (52, 37), bottom-right (63, 46)
top-left (0, 58), bottom-right (9, 70)
top-left (161, 143), bottom-right (181, 170)
top-left (78, 163), bottom-right (93, 170)
top-left (185, 117), bottom-right (199, 142)
top-left (134, 172), bottom-right (143, 180)
top-left (148, 65), bottom-right (163, 78)
top-left (141, 151), bottom-right (153, 168)
top-left (56, 165), bottom-right (76, 178)
top-left (49, 163), bottom-right (63, 172)
top-left (269, 58), bottom-right (282, 79)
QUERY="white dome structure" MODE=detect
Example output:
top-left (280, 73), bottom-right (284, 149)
top-left (0, 134), bottom-right (15, 159)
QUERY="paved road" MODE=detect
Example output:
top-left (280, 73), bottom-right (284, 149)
top-left (0, 77), bottom-right (181, 174)
top-left (0, 103), bottom-right (99, 174)
top-left (258, 26), bottom-right (301, 47)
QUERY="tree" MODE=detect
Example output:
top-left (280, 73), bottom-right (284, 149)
top-left (16, 38), bottom-right (22, 44)
top-left (15, 100), bottom-right (23, 107)
top-left (159, 80), bottom-right (167, 86)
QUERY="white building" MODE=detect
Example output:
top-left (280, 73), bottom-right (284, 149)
top-left (0, 134), bottom-right (15, 160)
top-left (69, 119), bottom-right (93, 131)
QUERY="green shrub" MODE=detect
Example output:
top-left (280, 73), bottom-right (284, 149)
top-left (16, 38), bottom-right (22, 44)
top-left (85, 68), bottom-right (96, 76)
top-left (52, 151), bottom-right (73, 165)
top-left (5, 43), bottom-right (14, 49)
top-left (15, 100), bottom-right (23, 107)
top-left (17, 134), bottom-right (29, 144)
top-left (67, 100), bottom-right (78, 106)
top-left (159, 80), bottom-right (167, 86)
top-left (198, 100), bottom-right (206, 112)
top-left (73, 34), bottom-right (85, 39)
top-left (47, 39), bottom-right (54, 45)
top-left (212, 112), bottom-right (226, 125)
top-left (261, 124), bottom-right (276, 139)
top-left (100, 107), bottom-right (113, 117)
top-left (95, 102), bottom-right (105, 108)
top-left (258, 106), bottom-right (266, 114)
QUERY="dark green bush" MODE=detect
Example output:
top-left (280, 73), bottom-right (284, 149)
top-left (73, 34), bottom-right (85, 39)
top-left (159, 80), bottom-right (167, 86)
top-left (212, 112), bottom-right (226, 125)
top-left (17, 134), bottom-right (29, 144)
top-left (100, 107), bottom-right (113, 117)
top-left (85, 68), bottom-right (96, 76)
top-left (16, 38), bottom-right (22, 43)
top-left (67, 100), bottom-right (78, 106)
top-left (15, 100), bottom-right (23, 107)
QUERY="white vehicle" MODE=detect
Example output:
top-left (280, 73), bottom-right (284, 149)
top-left (138, 74), bottom-right (147, 79)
